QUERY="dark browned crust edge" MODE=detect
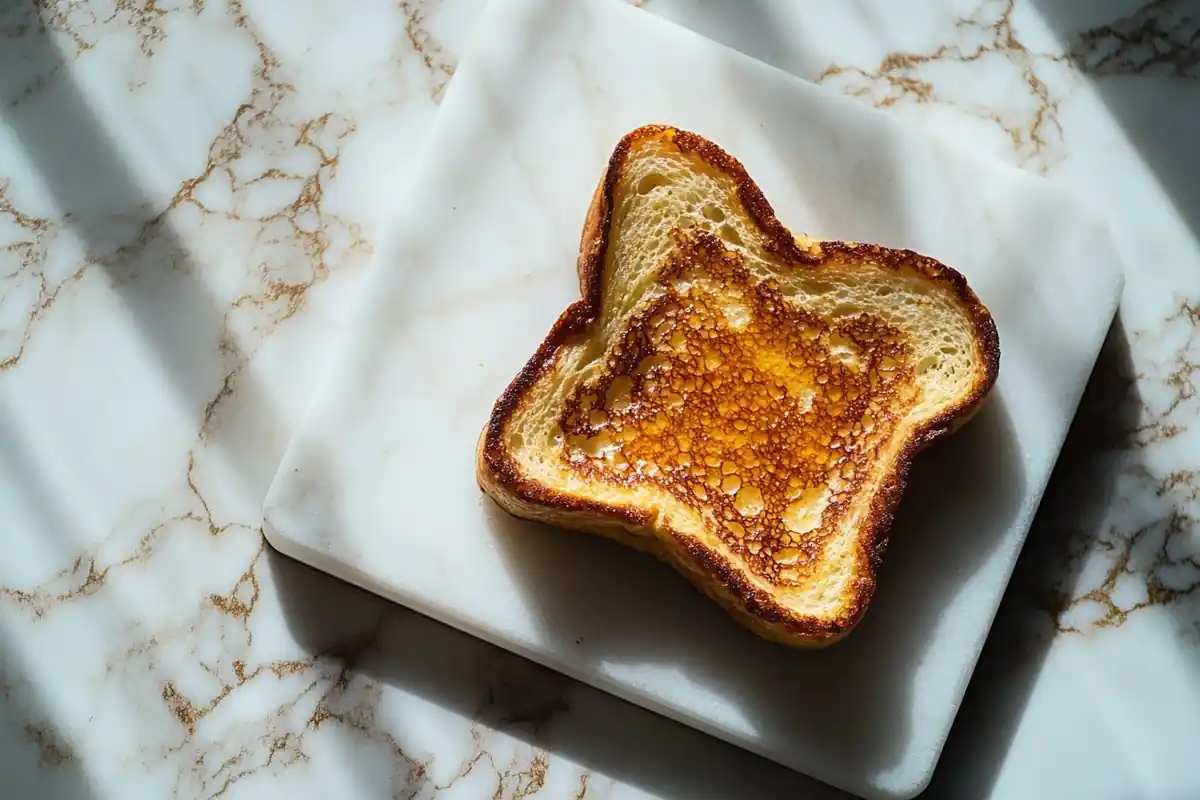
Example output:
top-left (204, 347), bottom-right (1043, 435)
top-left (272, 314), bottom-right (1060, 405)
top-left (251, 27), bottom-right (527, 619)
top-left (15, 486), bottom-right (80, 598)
top-left (478, 125), bottom-right (1001, 647)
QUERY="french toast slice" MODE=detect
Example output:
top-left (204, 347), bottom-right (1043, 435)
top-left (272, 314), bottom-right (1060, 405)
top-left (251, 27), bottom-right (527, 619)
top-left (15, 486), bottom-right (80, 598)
top-left (477, 125), bottom-right (1000, 647)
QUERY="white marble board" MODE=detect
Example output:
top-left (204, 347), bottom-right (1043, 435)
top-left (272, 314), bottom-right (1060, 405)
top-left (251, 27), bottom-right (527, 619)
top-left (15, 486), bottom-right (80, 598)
top-left (262, 0), bottom-right (1124, 797)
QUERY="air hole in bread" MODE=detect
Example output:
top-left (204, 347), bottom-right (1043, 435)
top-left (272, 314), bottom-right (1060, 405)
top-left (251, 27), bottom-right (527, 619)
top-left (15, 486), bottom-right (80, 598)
top-left (508, 432), bottom-right (525, 450)
top-left (940, 345), bottom-right (959, 355)
top-left (702, 204), bottom-right (726, 222)
top-left (718, 224), bottom-right (742, 247)
top-left (831, 302), bottom-right (861, 318)
top-left (637, 173), bottom-right (670, 195)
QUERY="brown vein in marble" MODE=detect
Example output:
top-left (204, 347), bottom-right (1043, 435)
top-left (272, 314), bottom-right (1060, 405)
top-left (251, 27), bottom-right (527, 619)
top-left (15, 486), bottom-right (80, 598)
top-left (164, 625), bottom-right (441, 799)
top-left (32, 0), bottom-right (96, 57)
top-left (1040, 301), bottom-right (1200, 633)
top-left (208, 544), bottom-right (262, 621)
top-left (162, 655), bottom-right (317, 739)
top-left (195, 120), bottom-right (368, 436)
top-left (7, 0), bottom-right (190, 107)
top-left (104, 1), bottom-right (363, 437)
top-left (4, 0), bottom-right (93, 108)
top-left (1051, 508), bottom-right (1199, 632)
top-left (107, 0), bottom-right (170, 57)
top-left (24, 722), bottom-right (76, 766)
top-left (0, 180), bottom-right (51, 238)
top-left (185, 452), bottom-right (230, 538)
top-left (0, 257), bottom-right (90, 372)
top-left (1070, 0), bottom-right (1200, 77)
top-left (194, 699), bottom-right (318, 799)
top-left (398, 0), bottom-right (457, 101)
top-left (0, 451), bottom-right (251, 618)
top-left (169, 7), bottom-right (366, 437)
top-left (508, 752), bottom-right (549, 799)
top-left (431, 728), bottom-right (493, 791)
top-left (429, 726), bottom-right (553, 799)
top-left (420, 653), bottom-right (576, 797)
top-left (2, 0), bottom-right (372, 387)
top-left (0, 180), bottom-right (76, 373)
top-left (3, 28), bottom-right (361, 380)
top-left (305, 672), bottom-right (429, 793)
top-left (1, 0), bottom-right (372, 656)
top-left (208, 539), bottom-right (264, 647)
top-left (1134, 301), bottom-right (1199, 446)
top-left (21, 0), bottom-right (198, 89)
top-left (815, 0), bottom-right (1069, 170)
top-left (159, 611), bottom-right (583, 799)
top-left (0, 513), bottom-right (194, 617)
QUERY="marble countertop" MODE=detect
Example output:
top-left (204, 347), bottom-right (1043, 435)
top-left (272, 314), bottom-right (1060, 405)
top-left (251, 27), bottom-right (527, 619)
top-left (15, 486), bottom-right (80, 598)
top-left (0, 0), bottom-right (1196, 798)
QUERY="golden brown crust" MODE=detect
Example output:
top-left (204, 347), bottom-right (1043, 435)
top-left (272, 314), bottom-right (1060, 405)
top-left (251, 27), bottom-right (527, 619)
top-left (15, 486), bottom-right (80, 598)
top-left (479, 125), bottom-right (1001, 647)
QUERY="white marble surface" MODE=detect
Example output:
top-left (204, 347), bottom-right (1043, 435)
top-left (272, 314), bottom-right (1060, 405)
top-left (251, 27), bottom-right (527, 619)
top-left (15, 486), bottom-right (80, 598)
top-left (0, 0), bottom-right (1196, 799)
top-left (262, 0), bottom-right (1123, 796)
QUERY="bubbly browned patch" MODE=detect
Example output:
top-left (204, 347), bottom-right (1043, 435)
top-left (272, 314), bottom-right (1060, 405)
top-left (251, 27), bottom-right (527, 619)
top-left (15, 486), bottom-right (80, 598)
top-left (558, 230), bottom-right (919, 586)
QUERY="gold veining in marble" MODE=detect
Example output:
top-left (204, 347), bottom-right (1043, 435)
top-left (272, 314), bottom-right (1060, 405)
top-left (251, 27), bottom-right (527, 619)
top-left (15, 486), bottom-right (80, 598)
top-left (0, 181), bottom-right (74, 372)
top-left (27, 0), bottom-right (203, 65)
top-left (0, 512), bottom-right (198, 617)
top-left (508, 752), bottom-right (550, 798)
top-left (1134, 301), bottom-right (1199, 447)
top-left (399, 0), bottom-right (457, 101)
top-left (307, 682), bottom-right (431, 791)
top-left (1039, 300), bottom-right (1200, 634)
top-left (163, 654), bottom-right (321, 738)
top-left (5, 0), bottom-right (188, 106)
top-left (0, 0), bottom-right (379, 687)
top-left (32, 0), bottom-right (96, 58)
top-left (1070, 0), bottom-right (1200, 77)
top-left (24, 722), bottom-right (76, 767)
top-left (426, 726), bottom-right (558, 797)
top-left (208, 539), bottom-right (264, 647)
top-left (111, 0), bottom-right (176, 57)
top-left (2, 4), bottom-right (371, 394)
top-left (1050, 507), bottom-right (1199, 633)
top-left (146, 610), bottom-right (491, 797)
top-left (816, 0), bottom-right (1071, 170)
top-left (146, 5), bottom-right (371, 440)
top-left (0, 444), bottom-right (261, 619)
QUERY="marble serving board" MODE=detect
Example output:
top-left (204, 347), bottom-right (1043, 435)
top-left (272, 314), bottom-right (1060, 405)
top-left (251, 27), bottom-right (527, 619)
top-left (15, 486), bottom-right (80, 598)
top-left (262, 0), bottom-right (1123, 797)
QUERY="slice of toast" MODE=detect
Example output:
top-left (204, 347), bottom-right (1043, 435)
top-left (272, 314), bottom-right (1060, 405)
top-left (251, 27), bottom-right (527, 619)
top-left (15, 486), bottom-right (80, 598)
top-left (477, 125), bottom-right (999, 647)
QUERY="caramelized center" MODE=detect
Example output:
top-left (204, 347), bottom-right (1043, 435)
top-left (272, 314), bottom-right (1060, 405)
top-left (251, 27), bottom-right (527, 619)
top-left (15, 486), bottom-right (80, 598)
top-left (559, 231), bottom-right (918, 585)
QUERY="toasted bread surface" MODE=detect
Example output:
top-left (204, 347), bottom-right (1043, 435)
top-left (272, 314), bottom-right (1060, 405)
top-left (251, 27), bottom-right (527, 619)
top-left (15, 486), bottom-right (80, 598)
top-left (478, 125), bottom-right (999, 647)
